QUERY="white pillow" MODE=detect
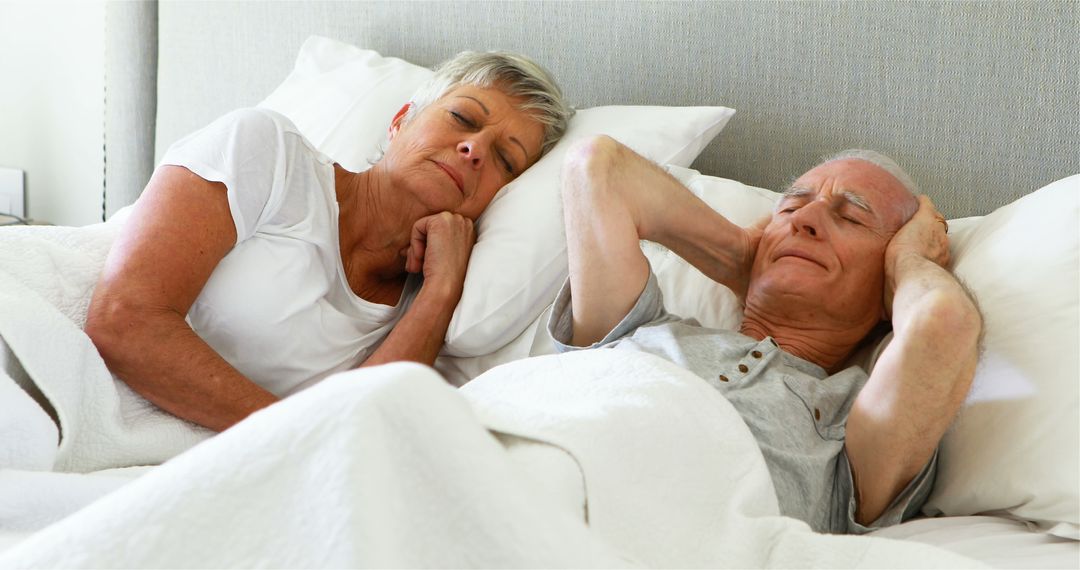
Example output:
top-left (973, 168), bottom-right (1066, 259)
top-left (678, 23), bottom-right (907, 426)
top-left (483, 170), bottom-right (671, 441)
top-left (259, 36), bottom-right (432, 171)
top-left (922, 175), bottom-right (1079, 539)
top-left (259, 35), bottom-right (735, 356)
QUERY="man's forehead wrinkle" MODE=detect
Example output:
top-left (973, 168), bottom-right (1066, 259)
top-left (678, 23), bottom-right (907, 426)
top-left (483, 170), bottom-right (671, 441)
top-left (782, 185), bottom-right (873, 213)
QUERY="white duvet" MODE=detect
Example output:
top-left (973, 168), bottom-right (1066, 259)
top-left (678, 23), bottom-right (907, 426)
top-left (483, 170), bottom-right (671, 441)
top-left (0, 220), bottom-right (982, 568)
top-left (1, 352), bottom-right (980, 568)
top-left (0, 216), bottom-right (212, 473)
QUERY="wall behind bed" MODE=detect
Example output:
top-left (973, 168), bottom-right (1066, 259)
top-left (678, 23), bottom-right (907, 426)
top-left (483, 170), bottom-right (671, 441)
top-left (107, 0), bottom-right (1079, 220)
top-left (1, 1), bottom-right (106, 226)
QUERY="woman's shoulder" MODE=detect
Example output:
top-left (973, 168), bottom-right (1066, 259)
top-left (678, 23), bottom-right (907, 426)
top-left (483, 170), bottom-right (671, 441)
top-left (211, 107), bottom-right (302, 138)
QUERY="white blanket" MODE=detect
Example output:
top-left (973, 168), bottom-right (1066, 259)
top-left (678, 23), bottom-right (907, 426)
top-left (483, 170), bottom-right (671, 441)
top-left (0, 354), bottom-right (982, 568)
top-left (0, 218), bottom-right (212, 473)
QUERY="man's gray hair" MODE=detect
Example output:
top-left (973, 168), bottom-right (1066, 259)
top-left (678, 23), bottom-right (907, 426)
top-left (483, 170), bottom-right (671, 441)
top-left (823, 149), bottom-right (920, 195)
top-left (822, 149), bottom-right (920, 220)
top-left (404, 50), bottom-right (574, 157)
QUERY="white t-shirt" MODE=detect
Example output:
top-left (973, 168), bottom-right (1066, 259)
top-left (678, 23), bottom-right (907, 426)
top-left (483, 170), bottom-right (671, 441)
top-left (160, 108), bottom-right (418, 396)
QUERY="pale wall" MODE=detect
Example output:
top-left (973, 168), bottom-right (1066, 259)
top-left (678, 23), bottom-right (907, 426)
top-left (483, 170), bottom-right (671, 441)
top-left (0, 0), bottom-right (105, 226)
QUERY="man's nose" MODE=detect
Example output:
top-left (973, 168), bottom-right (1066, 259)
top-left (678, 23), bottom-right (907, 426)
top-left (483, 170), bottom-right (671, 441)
top-left (790, 202), bottom-right (824, 237)
top-left (457, 140), bottom-right (484, 169)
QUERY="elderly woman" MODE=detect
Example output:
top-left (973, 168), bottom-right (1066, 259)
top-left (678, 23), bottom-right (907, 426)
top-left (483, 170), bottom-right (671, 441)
top-left (84, 51), bottom-right (573, 432)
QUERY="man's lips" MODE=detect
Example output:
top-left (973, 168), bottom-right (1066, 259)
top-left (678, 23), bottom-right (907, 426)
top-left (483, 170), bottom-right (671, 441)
top-left (774, 249), bottom-right (827, 269)
top-left (434, 161), bottom-right (464, 194)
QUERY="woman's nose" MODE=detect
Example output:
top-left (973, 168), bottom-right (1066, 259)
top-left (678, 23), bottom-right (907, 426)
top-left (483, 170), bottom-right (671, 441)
top-left (457, 140), bottom-right (484, 168)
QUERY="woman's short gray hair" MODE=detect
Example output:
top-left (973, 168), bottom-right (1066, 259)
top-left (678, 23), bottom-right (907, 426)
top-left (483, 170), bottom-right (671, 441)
top-left (404, 50), bottom-right (574, 157)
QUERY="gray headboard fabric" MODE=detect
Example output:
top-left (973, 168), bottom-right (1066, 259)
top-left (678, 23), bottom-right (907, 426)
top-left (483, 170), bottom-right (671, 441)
top-left (105, 0), bottom-right (1079, 220)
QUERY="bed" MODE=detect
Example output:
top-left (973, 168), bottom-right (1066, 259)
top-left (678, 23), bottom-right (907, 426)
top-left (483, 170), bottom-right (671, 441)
top-left (1, 1), bottom-right (1078, 567)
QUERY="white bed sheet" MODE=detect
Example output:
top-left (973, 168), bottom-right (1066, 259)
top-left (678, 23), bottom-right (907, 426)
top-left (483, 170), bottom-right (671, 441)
top-left (0, 466), bottom-right (152, 555)
top-left (1, 359), bottom-right (985, 568)
top-left (3, 276), bottom-right (1073, 566)
top-left (439, 306), bottom-right (1080, 570)
top-left (871, 516), bottom-right (1079, 569)
top-left (5, 472), bottom-right (1074, 568)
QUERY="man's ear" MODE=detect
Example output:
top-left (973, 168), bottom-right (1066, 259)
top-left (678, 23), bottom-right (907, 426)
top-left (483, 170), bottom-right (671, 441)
top-left (388, 103), bottom-right (413, 141)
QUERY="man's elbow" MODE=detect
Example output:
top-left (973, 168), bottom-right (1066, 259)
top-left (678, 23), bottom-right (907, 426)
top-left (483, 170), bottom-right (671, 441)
top-left (560, 135), bottom-right (622, 202)
top-left (562, 134), bottom-right (621, 175)
top-left (916, 288), bottom-right (983, 351)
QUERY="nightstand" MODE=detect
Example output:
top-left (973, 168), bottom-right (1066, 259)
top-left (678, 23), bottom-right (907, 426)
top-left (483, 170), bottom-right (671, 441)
top-left (0, 214), bottom-right (49, 226)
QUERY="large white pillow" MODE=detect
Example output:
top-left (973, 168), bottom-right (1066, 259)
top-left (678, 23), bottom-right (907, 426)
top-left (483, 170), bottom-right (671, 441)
top-left (259, 37), bottom-right (432, 171)
top-left (922, 175), bottom-right (1079, 539)
top-left (259, 35), bottom-right (735, 356)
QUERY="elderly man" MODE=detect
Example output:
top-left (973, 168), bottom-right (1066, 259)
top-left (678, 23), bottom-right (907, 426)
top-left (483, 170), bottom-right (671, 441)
top-left (553, 136), bottom-right (981, 534)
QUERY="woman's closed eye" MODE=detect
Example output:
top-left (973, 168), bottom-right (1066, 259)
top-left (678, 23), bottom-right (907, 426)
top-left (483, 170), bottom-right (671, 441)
top-left (496, 149), bottom-right (515, 174)
top-left (450, 111), bottom-right (477, 128)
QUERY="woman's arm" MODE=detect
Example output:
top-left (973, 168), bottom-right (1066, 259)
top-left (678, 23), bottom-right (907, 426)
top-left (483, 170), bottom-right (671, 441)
top-left (361, 212), bottom-right (475, 367)
top-left (86, 166), bottom-right (278, 432)
top-left (560, 135), bottom-right (759, 346)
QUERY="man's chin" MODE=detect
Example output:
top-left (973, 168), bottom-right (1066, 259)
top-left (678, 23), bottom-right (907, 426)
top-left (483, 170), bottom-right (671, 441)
top-left (746, 276), bottom-right (821, 305)
top-left (752, 267), bottom-right (828, 292)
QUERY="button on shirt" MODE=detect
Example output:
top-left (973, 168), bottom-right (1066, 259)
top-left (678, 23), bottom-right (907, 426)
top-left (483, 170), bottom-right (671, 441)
top-left (547, 271), bottom-right (936, 534)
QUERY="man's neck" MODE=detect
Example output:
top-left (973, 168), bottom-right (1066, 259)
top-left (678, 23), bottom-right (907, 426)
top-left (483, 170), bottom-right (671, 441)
top-left (739, 300), bottom-right (878, 373)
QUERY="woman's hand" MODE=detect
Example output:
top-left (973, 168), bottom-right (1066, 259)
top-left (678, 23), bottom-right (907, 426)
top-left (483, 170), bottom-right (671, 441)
top-left (363, 212), bottom-right (476, 368)
top-left (405, 212), bottom-right (477, 302)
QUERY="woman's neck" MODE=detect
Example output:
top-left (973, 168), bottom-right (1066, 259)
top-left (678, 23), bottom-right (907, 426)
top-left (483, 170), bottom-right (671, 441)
top-left (335, 163), bottom-right (422, 282)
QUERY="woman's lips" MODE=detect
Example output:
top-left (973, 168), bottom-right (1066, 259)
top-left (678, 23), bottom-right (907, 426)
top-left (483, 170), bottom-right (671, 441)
top-left (434, 161), bottom-right (464, 194)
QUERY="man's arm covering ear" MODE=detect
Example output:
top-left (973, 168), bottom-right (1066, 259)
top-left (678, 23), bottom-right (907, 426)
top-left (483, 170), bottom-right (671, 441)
top-left (560, 135), bottom-right (759, 347)
top-left (844, 196), bottom-right (982, 526)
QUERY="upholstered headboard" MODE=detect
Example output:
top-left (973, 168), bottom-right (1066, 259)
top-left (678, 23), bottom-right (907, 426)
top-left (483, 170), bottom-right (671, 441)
top-left (104, 0), bottom-right (1079, 219)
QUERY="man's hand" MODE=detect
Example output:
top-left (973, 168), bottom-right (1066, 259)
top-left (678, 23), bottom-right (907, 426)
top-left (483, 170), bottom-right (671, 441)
top-left (405, 211), bottom-right (476, 303)
top-left (735, 214), bottom-right (770, 293)
top-left (884, 196), bottom-right (950, 317)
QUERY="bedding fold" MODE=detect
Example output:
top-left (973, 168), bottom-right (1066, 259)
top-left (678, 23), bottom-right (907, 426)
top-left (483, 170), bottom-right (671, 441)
top-left (0, 216), bottom-right (212, 473)
top-left (0, 364), bottom-right (627, 568)
top-left (461, 351), bottom-right (985, 568)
